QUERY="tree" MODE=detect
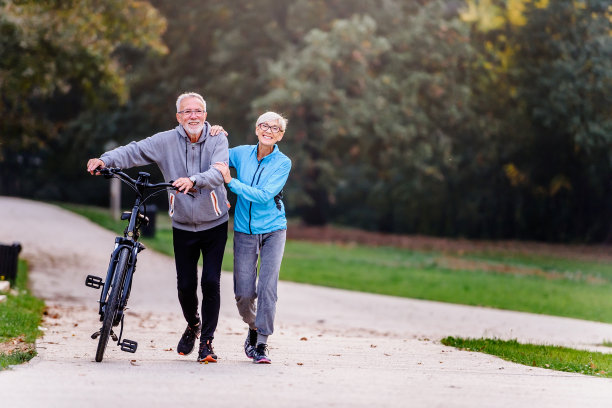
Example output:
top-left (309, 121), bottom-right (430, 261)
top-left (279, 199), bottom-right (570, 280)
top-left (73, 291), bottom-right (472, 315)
top-left (461, 0), bottom-right (612, 240)
top-left (253, 1), bottom-right (479, 230)
top-left (252, 15), bottom-right (392, 224)
top-left (57, 0), bottom-right (402, 206)
top-left (0, 0), bottom-right (166, 195)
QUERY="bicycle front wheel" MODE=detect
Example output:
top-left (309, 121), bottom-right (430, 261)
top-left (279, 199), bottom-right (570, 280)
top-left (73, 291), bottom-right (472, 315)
top-left (95, 247), bottom-right (130, 362)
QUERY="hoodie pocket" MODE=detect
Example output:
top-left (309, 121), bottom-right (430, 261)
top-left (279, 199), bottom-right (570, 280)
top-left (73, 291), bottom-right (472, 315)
top-left (169, 191), bottom-right (194, 224)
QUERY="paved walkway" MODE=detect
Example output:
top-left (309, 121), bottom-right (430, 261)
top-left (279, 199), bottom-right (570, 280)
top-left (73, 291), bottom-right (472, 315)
top-left (1, 196), bottom-right (612, 407)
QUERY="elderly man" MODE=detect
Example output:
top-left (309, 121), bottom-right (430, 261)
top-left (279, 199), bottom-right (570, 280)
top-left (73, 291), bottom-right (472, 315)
top-left (86, 92), bottom-right (229, 363)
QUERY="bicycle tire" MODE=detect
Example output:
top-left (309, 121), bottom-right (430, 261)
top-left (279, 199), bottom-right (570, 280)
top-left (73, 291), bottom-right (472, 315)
top-left (95, 247), bottom-right (130, 362)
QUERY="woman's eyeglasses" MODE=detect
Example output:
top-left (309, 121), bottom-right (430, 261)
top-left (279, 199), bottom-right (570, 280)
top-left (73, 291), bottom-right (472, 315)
top-left (258, 123), bottom-right (282, 133)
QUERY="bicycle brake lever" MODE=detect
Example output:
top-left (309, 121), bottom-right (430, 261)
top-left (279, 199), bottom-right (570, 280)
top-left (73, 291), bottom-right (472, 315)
top-left (96, 168), bottom-right (113, 178)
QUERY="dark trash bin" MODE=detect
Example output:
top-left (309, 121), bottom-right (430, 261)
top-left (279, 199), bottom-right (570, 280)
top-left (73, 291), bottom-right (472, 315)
top-left (140, 204), bottom-right (157, 238)
top-left (0, 242), bottom-right (22, 280)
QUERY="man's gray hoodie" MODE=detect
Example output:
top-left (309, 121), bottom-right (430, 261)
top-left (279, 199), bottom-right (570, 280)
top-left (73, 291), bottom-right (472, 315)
top-left (100, 123), bottom-right (229, 232)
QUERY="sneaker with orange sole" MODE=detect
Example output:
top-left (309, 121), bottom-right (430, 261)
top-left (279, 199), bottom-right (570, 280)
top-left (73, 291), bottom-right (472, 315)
top-left (197, 339), bottom-right (218, 363)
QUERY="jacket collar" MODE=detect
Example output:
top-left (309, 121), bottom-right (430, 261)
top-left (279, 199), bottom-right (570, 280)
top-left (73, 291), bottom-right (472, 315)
top-left (251, 143), bottom-right (279, 161)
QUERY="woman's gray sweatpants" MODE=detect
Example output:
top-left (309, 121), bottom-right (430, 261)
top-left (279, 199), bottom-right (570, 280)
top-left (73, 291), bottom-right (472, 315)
top-left (233, 229), bottom-right (286, 340)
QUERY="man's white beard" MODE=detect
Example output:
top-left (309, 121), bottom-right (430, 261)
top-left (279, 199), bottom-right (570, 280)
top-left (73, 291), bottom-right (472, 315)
top-left (185, 123), bottom-right (204, 137)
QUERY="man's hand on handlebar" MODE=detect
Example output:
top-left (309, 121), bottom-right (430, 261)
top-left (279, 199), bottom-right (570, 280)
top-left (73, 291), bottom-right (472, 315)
top-left (87, 158), bottom-right (106, 175)
top-left (173, 177), bottom-right (196, 194)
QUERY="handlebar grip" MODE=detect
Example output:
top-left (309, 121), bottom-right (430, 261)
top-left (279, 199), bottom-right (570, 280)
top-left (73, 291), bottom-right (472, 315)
top-left (97, 167), bottom-right (117, 178)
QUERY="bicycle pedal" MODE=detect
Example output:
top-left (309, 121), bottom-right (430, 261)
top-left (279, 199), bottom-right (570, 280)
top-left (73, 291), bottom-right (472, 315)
top-left (120, 339), bottom-right (138, 353)
top-left (85, 275), bottom-right (103, 289)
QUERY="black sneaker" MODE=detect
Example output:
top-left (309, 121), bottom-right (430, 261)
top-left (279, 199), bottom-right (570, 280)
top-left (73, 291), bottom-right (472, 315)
top-left (177, 322), bottom-right (200, 355)
top-left (244, 329), bottom-right (257, 359)
top-left (253, 343), bottom-right (271, 364)
top-left (197, 339), bottom-right (218, 363)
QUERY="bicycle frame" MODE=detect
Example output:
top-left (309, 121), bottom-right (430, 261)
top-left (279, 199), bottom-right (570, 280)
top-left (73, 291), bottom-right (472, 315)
top-left (86, 168), bottom-right (183, 361)
top-left (98, 239), bottom-right (141, 325)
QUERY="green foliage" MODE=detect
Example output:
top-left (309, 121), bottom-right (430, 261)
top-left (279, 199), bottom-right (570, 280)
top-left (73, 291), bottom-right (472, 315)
top-left (0, 260), bottom-right (45, 369)
top-left (0, 349), bottom-right (37, 370)
top-left (253, 14), bottom-right (393, 224)
top-left (461, 0), bottom-right (612, 240)
top-left (442, 337), bottom-right (612, 378)
top-left (0, 0), bottom-right (166, 196)
top-left (0, 0), bottom-right (166, 136)
top-left (0, 261), bottom-right (45, 343)
top-left (5, 0), bottom-right (612, 242)
top-left (253, 1), bottom-right (479, 229)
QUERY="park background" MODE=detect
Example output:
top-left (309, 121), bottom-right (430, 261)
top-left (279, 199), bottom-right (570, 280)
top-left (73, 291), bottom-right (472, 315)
top-left (4, 0), bottom-right (612, 388)
top-left (1, 0), bottom-right (612, 243)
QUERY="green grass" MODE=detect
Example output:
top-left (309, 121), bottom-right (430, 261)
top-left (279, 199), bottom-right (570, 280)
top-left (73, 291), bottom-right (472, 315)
top-left (0, 260), bottom-right (45, 369)
top-left (461, 251), bottom-right (612, 283)
top-left (276, 241), bottom-right (612, 323)
top-left (57, 203), bottom-right (612, 323)
top-left (442, 337), bottom-right (612, 378)
top-left (0, 348), bottom-right (37, 368)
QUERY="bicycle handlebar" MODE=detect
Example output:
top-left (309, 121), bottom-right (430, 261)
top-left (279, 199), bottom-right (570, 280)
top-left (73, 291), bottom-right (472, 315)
top-left (95, 167), bottom-right (195, 201)
top-left (97, 167), bottom-right (174, 188)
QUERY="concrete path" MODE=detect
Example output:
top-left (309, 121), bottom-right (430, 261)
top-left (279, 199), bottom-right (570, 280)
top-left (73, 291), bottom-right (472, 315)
top-left (1, 196), bottom-right (612, 407)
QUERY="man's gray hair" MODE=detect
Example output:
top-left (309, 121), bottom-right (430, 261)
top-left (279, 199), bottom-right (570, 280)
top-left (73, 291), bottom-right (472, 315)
top-left (176, 92), bottom-right (207, 112)
top-left (256, 111), bottom-right (288, 132)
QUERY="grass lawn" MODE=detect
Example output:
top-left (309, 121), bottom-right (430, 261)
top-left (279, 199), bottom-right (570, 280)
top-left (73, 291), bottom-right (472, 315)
top-left (279, 241), bottom-right (612, 322)
top-left (0, 260), bottom-right (45, 369)
top-left (442, 337), bottom-right (612, 378)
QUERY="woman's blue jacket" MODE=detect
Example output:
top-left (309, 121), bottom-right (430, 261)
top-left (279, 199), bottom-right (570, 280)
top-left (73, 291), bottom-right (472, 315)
top-left (228, 144), bottom-right (291, 234)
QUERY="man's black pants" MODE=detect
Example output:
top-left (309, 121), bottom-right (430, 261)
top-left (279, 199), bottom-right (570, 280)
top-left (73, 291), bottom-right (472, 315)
top-left (172, 221), bottom-right (227, 340)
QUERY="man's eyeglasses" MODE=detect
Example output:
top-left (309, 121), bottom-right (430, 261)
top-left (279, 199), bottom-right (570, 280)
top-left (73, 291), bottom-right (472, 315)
top-left (258, 123), bottom-right (282, 133)
top-left (178, 109), bottom-right (205, 116)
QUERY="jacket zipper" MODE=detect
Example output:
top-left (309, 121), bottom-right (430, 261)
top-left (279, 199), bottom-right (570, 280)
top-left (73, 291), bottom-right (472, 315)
top-left (248, 160), bottom-right (263, 234)
top-left (186, 138), bottom-right (204, 230)
top-left (256, 167), bottom-right (265, 185)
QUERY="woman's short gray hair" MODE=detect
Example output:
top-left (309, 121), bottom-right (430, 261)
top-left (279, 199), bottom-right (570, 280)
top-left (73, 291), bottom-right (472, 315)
top-left (256, 111), bottom-right (288, 132)
top-left (176, 92), bottom-right (206, 112)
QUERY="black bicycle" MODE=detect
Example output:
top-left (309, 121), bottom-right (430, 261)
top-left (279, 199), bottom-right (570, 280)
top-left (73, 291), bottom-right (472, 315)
top-left (85, 168), bottom-right (186, 362)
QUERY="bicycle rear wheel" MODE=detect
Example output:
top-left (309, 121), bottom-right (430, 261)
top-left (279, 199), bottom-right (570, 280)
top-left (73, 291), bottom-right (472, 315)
top-left (95, 247), bottom-right (130, 362)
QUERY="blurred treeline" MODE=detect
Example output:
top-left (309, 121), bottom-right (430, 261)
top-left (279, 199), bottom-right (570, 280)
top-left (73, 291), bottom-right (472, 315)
top-left (1, 0), bottom-right (611, 242)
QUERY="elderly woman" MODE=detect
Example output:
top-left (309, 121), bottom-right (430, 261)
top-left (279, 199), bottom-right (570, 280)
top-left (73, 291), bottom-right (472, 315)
top-left (213, 112), bottom-right (291, 364)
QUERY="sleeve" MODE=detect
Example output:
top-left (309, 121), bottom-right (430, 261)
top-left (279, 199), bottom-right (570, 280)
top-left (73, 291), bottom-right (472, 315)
top-left (100, 134), bottom-right (163, 168)
top-left (227, 158), bottom-right (291, 204)
top-left (192, 135), bottom-right (229, 189)
top-left (228, 147), bottom-right (236, 168)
